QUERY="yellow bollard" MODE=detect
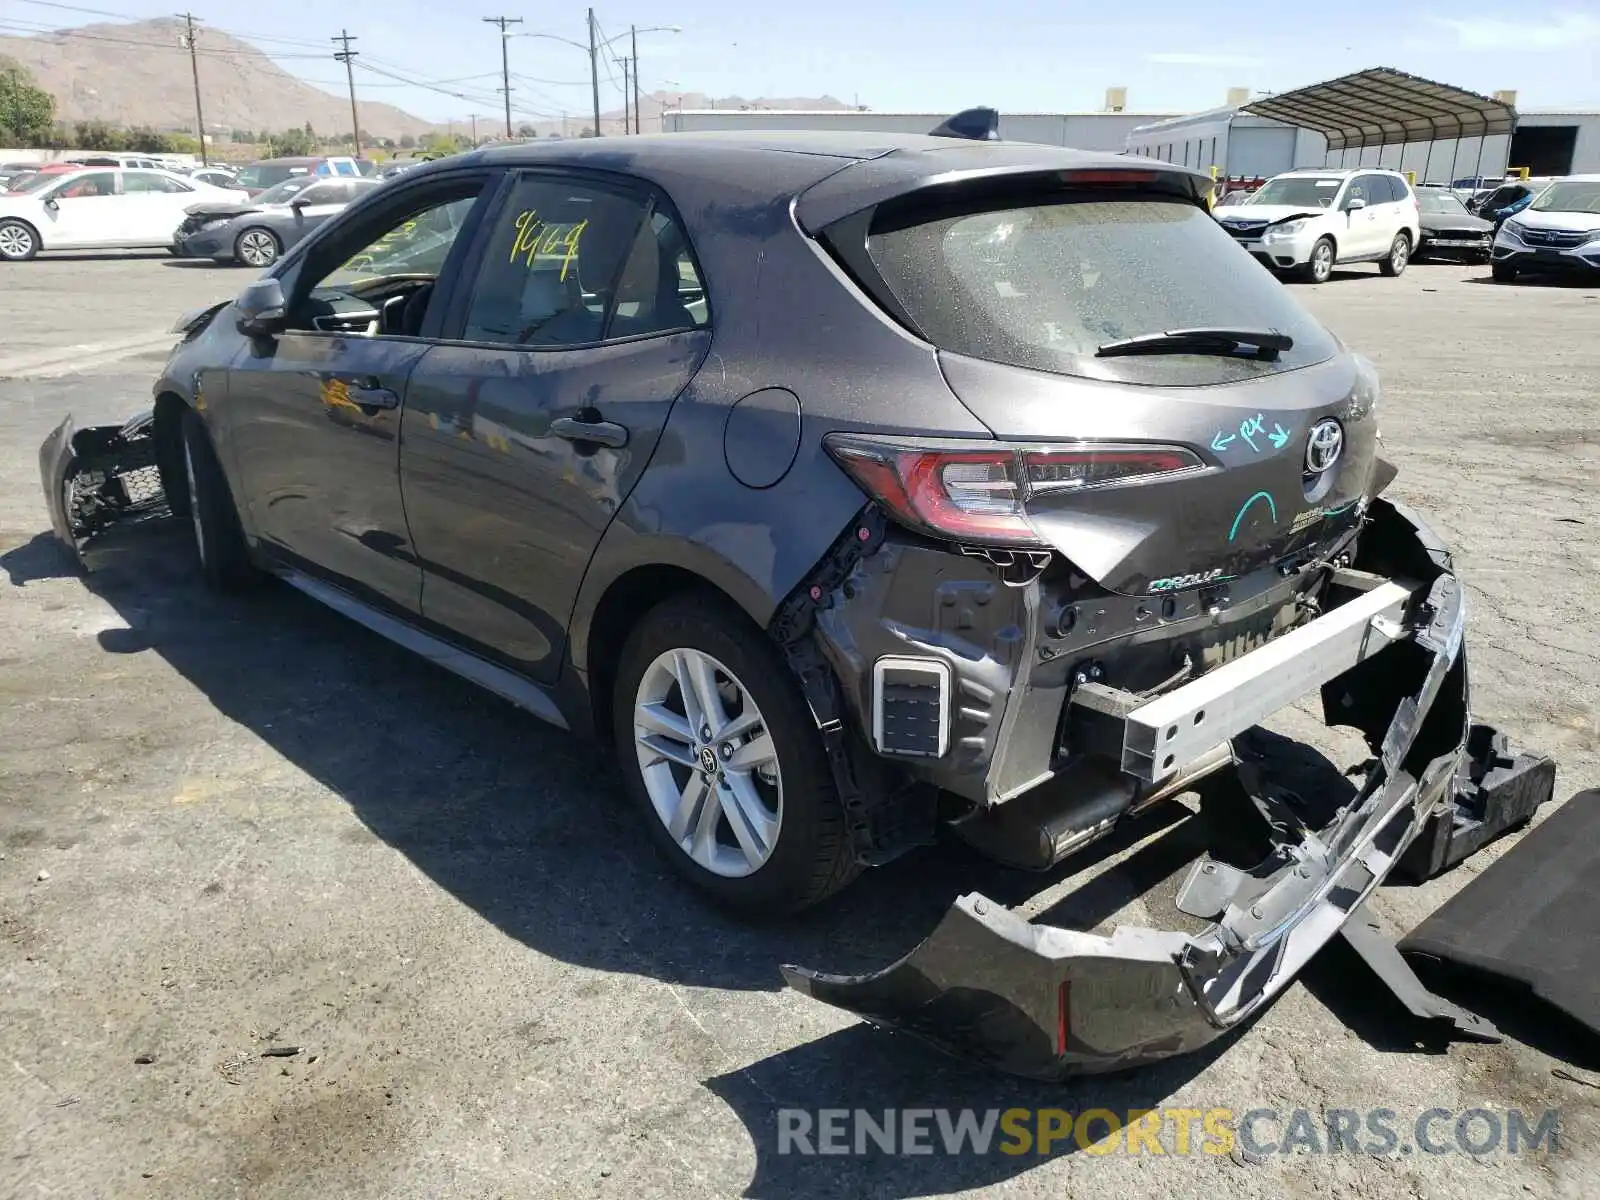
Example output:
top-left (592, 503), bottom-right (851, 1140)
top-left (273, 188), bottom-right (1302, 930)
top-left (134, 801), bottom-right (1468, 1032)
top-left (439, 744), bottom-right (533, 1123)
top-left (1208, 164), bottom-right (1219, 210)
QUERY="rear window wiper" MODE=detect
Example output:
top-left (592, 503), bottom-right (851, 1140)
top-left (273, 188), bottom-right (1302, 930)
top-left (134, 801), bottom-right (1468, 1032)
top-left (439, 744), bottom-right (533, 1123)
top-left (1096, 327), bottom-right (1294, 360)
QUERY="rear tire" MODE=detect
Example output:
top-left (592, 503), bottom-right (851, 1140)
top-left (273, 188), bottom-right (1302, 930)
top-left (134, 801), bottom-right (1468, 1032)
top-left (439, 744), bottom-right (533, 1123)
top-left (1302, 237), bottom-right (1335, 284)
top-left (612, 594), bottom-right (858, 916)
top-left (1379, 232), bottom-right (1411, 277)
top-left (0, 218), bottom-right (39, 262)
top-left (179, 408), bottom-right (256, 592)
top-left (1491, 262), bottom-right (1518, 284)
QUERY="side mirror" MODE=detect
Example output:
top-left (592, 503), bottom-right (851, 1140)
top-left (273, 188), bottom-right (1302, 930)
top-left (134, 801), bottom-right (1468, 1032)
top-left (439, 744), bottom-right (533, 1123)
top-left (1346, 197), bottom-right (1367, 211)
top-left (235, 276), bottom-right (289, 338)
top-left (43, 197), bottom-right (58, 211)
top-left (290, 197), bottom-right (309, 210)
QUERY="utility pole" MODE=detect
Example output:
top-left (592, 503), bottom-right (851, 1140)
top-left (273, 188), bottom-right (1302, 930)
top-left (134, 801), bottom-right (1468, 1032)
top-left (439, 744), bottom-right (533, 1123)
top-left (483, 16), bottom-right (522, 139)
top-left (631, 24), bottom-right (640, 136)
top-left (470, 113), bottom-right (478, 144)
top-left (176, 12), bottom-right (208, 165)
top-left (587, 8), bottom-right (600, 137)
top-left (332, 29), bottom-right (361, 156)
top-left (617, 57), bottom-right (631, 134)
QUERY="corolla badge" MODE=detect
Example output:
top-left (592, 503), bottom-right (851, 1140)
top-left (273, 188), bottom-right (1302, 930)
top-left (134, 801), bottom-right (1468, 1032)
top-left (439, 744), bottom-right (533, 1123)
top-left (1305, 419), bottom-right (1344, 474)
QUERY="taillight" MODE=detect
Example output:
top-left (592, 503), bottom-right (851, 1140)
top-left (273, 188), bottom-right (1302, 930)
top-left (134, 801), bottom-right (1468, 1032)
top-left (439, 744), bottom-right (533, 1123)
top-left (824, 434), bottom-right (1203, 546)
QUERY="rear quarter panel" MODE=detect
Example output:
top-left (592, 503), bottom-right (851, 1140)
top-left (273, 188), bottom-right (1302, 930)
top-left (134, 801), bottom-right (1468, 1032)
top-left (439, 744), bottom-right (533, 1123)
top-left (565, 146), bottom-right (991, 670)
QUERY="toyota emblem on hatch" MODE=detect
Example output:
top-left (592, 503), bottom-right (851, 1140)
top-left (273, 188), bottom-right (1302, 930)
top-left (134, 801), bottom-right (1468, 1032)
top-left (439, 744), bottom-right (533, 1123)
top-left (1305, 419), bottom-right (1344, 474)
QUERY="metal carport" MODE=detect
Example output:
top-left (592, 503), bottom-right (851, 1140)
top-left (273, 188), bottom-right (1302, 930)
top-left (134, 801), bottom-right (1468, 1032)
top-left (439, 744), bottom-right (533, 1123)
top-left (1241, 67), bottom-right (1518, 183)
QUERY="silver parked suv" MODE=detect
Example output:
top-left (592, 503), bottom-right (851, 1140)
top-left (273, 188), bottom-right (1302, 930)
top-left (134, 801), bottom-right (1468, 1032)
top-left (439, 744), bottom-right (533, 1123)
top-left (1214, 167), bottom-right (1422, 283)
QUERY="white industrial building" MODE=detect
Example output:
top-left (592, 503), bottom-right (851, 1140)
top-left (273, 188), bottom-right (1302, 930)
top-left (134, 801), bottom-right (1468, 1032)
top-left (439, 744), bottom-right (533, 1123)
top-left (664, 70), bottom-right (1600, 184)
top-left (1126, 102), bottom-right (1600, 183)
top-left (663, 89), bottom-right (1182, 154)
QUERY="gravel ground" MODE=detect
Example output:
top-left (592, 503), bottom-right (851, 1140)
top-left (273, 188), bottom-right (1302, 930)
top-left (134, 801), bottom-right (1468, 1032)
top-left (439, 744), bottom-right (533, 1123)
top-left (1, 253), bottom-right (1598, 1199)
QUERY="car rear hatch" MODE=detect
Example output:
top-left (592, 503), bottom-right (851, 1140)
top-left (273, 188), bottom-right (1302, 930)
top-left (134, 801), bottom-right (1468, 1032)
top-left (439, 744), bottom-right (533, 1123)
top-left (808, 162), bottom-right (1378, 595)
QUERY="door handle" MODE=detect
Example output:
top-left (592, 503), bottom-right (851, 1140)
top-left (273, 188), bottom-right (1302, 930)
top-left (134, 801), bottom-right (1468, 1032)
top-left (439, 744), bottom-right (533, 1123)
top-left (350, 386), bottom-right (399, 411)
top-left (550, 416), bottom-right (628, 448)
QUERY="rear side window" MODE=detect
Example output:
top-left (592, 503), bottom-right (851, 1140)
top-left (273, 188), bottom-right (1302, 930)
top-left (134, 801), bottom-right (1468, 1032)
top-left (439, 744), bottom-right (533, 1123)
top-left (856, 193), bottom-right (1338, 386)
top-left (460, 174), bottom-right (657, 348)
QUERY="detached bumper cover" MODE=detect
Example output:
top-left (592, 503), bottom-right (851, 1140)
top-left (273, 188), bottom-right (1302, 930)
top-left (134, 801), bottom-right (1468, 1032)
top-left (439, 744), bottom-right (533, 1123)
top-left (40, 411), bottom-right (169, 566)
top-left (784, 503), bottom-right (1552, 1078)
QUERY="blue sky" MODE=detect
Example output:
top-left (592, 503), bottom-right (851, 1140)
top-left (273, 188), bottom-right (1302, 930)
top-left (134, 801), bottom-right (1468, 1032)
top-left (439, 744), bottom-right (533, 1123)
top-left (4, 0), bottom-right (1598, 124)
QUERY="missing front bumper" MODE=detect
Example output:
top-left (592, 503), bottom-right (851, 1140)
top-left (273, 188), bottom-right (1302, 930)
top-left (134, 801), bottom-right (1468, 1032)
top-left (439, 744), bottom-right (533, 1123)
top-left (783, 504), bottom-right (1556, 1078)
top-left (40, 411), bottom-right (170, 567)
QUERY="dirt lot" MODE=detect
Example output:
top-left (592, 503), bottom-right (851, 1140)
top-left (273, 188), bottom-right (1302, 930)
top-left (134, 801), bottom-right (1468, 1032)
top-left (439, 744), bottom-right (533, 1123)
top-left (2, 252), bottom-right (1599, 1199)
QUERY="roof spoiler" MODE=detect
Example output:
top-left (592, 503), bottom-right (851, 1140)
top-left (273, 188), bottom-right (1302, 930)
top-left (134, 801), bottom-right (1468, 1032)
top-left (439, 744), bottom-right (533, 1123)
top-left (928, 107), bottom-right (1001, 141)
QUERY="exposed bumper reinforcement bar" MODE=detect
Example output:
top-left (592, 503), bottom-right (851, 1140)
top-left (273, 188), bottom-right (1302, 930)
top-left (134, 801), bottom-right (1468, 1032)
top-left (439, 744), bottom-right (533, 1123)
top-left (783, 503), bottom-right (1555, 1078)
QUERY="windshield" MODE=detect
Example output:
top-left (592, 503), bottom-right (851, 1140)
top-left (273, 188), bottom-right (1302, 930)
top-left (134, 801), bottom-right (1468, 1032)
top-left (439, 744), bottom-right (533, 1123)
top-left (234, 164), bottom-right (302, 190)
top-left (862, 193), bottom-right (1337, 386)
top-left (1531, 181), bottom-right (1600, 214)
top-left (4, 171), bottom-right (58, 193)
top-left (1419, 191), bottom-right (1469, 215)
top-left (1246, 176), bottom-right (1344, 208)
top-left (254, 177), bottom-right (318, 205)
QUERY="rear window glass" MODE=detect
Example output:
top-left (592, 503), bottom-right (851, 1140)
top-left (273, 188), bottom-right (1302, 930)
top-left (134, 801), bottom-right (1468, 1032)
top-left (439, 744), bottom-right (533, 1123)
top-left (861, 195), bottom-right (1338, 386)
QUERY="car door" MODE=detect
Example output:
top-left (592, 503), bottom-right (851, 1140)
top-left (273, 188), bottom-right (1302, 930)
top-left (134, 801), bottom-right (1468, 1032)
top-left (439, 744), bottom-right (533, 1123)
top-left (1340, 174), bottom-right (1385, 257)
top-left (119, 171), bottom-right (198, 243)
top-left (283, 180), bottom-right (362, 246)
top-left (39, 171), bottom-right (125, 247)
top-left (398, 170), bottom-right (713, 681)
top-left (1370, 174), bottom-right (1405, 248)
top-left (222, 170), bottom-right (499, 613)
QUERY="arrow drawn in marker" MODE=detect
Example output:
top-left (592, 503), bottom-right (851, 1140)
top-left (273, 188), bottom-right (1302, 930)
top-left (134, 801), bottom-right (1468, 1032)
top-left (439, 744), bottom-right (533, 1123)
top-left (1211, 431), bottom-right (1236, 452)
top-left (1268, 422), bottom-right (1290, 450)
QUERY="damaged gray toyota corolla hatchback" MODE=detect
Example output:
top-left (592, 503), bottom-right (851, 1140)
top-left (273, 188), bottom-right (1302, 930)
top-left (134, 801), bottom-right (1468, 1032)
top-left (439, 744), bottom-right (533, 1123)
top-left (40, 131), bottom-right (1551, 1078)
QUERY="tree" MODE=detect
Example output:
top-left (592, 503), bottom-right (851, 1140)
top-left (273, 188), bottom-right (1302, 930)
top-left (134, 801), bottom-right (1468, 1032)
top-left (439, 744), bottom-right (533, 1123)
top-left (0, 62), bottom-right (56, 148)
top-left (73, 120), bottom-right (126, 151)
top-left (268, 126), bottom-right (318, 157)
top-left (398, 133), bottom-right (416, 149)
top-left (515, 123), bottom-right (536, 138)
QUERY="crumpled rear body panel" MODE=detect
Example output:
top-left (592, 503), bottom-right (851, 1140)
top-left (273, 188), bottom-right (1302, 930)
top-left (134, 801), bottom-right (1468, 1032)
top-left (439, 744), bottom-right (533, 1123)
top-left (783, 502), bottom-right (1554, 1078)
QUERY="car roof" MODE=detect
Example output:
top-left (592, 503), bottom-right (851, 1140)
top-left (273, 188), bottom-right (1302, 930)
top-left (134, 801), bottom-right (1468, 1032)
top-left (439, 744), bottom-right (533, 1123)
top-left (443, 131), bottom-right (1212, 228)
top-left (1276, 167), bottom-right (1403, 178)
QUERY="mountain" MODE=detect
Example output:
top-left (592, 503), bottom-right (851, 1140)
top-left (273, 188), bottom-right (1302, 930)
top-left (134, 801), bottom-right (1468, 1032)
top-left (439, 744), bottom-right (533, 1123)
top-left (0, 19), bottom-right (437, 140)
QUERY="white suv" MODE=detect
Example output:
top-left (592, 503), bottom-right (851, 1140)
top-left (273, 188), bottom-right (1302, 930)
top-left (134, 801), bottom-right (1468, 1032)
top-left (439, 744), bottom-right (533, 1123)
top-left (1491, 175), bottom-right (1600, 283)
top-left (1213, 168), bottom-right (1421, 283)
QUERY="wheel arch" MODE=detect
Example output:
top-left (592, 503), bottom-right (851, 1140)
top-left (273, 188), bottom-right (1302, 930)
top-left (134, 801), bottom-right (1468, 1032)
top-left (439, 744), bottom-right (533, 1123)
top-left (575, 554), bottom-right (777, 747)
top-left (0, 215), bottom-right (43, 254)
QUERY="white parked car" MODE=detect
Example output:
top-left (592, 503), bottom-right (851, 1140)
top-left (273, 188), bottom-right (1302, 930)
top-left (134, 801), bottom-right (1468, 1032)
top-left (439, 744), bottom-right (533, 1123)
top-left (1491, 175), bottom-right (1600, 283)
top-left (1213, 167), bottom-right (1421, 283)
top-left (0, 167), bottom-right (238, 262)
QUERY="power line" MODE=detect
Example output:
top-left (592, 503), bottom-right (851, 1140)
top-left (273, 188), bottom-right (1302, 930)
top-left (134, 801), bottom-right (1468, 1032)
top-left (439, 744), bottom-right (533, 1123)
top-left (481, 16), bottom-right (522, 139)
top-left (332, 28), bottom-right (360, 155)
top-left (175, 11), bottom-right (208, 165)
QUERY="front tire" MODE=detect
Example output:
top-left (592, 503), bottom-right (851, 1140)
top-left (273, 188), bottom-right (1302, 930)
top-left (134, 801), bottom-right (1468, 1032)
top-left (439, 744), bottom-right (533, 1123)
top-left (1492, 262), bottom-right (1518, 284)
top-left (1302, 236), bottom-right (1335, 284)
top-left (613, 594), bottom-right (857, 916)
top-left (234, 226), bottom-right (281, 269)
top-left (1379, 232), bottom-right (1411, 276)
top-left (0, 218), bottom-right (39, 262)
top-left (179, 409), bottom-right (256, 591)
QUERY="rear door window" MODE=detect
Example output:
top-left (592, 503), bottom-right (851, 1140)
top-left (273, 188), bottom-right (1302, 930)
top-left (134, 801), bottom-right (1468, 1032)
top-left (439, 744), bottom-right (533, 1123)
top-left (855, 190), bottom-right (1338, 386)
top-left (457, 173), bottom-right (653, 348)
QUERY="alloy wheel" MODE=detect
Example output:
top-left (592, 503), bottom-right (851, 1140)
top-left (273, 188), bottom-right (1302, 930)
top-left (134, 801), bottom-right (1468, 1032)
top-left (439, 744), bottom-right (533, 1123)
top-left (1390, 237), bottom-right (1409, 271)
top-left (1312, 242), bottom-right (1333, 282)
top-left (0, 222), bottom-right (34, 260)
top-left (238, 229), bottom-right (278, 267)
top-left (633, 647), bottom-right (783, 878)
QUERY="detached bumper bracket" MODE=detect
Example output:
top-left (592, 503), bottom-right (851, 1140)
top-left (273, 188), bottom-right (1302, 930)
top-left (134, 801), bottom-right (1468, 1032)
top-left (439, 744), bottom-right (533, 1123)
top-left (1340, 904), bottom-right (1501, 1043)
